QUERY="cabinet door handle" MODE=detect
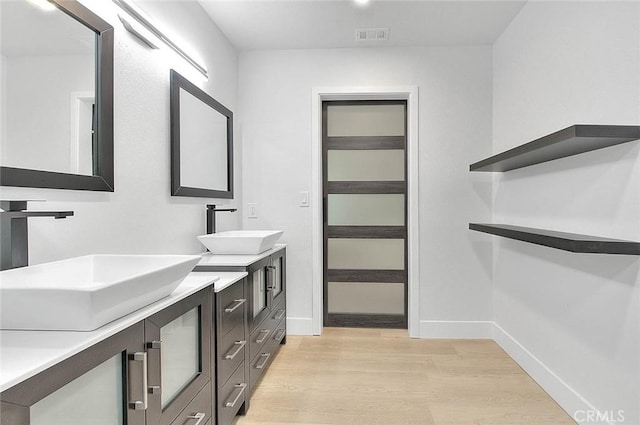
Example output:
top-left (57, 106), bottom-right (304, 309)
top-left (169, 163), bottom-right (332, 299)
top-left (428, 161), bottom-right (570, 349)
top-left (127, 352), bottom-right (148, 410)
top-left (273, 329), bottom-right (286, 341)
top-left (224, 383), bottom-right (247, 408)
top-left (266, 265), bottom-right (276, 290)
top-left (224, 340), bottom-right (247, 360)
top-left (274, 309), bottom-right (286, 320)
top-left (255, 329), bottom-right (270, 344)
top-left (225, 298), bottom-right (246, 313)
top-left (255, 353), bottom-right (271, 369)
top-left (186, 412), bottom-right (206, 425)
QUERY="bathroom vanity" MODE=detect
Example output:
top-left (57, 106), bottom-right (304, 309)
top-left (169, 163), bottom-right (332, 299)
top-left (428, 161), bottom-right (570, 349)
top-left (0, 246), bottom-right (287, 425)
top-left (195, 244), bottom-right (287, 422)
top-left (0, 272), bottom-right (246, 425)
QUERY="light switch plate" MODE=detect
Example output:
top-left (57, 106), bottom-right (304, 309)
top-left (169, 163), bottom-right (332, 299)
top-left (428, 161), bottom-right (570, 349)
top-left (300, 191), bottom-right (309, 207)
top-left (247, 203), bottom-right (258, 218)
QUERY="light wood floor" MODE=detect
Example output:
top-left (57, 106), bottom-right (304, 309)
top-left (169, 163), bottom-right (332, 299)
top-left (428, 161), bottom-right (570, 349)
top-left (235, 328), bottom-right (576, 425)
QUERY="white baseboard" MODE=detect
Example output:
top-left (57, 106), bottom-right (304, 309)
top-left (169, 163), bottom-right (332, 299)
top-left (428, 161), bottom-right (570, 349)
top-left (286, 317), bottom-right (314, 335)
top-left (491, 323), bottom-right (611, 425)
top-left (419, 320), bottom-right (494, 339)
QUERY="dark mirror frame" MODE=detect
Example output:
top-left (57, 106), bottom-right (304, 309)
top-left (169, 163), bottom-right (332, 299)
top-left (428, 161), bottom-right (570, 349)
top-left (0, 0), bottom-right (114, 191)
top-left (170, 70), bottom-right (234, 199)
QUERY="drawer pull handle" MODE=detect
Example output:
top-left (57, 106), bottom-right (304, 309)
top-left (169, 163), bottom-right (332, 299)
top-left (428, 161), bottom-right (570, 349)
top-left (186, 412), bottom-right (206, 425)
top-left (273, 329), bottom-right (286, 341)
top-left (274, 309), bottom-right (285, 320)
top-left (255, 353), bottom-right (271, 369)
top-left (255, 329), bottom-right (270, 344)
top-left (225, 383), bottom-right (247, 408)
top-left (225, 298), bottom-right (246, 313)
top-left (127, 352), bottom-right (148, 411)
top-left (224, 340), bottom-right (246, 360)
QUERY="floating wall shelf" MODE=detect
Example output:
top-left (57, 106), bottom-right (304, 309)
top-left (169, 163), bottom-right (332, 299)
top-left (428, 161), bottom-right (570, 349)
top-left (470, 125), bottom-right (640, 172)
top-left (469, 223), bottom-right (640, 255)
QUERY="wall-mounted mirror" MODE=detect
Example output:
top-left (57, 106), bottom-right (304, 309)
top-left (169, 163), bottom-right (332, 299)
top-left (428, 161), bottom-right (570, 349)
top-left (170, 70), bottom-right (233, 198)
top-left (0, 0), bottom-right (114, 191)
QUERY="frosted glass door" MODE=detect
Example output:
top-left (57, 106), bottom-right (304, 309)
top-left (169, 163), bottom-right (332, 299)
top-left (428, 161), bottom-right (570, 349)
top-left (31, 355), bottom-right (124, 425)
top-left (160, 307), bottom-right (200, 407)
top-left (0, 322), bottom-right (145, 425)
top-left (144, 288), bottom-right (211, 425)
top-left (323, 100), bottom-right (408, 329)
top-left (253, 269), bottom-right (266, 318)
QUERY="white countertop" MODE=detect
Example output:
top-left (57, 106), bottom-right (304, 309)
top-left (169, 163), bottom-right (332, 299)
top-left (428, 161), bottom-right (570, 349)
top-left (197, 243), bottom-right (286, 268)
top-left (0, 271), bottom-right (246, 393)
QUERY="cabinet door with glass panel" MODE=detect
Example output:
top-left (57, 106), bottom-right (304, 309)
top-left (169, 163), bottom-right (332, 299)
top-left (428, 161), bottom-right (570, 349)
top-left (0, 288), bottom-right (213, 425)
top-left (247, 256), bottom-right (271, 332)
top-left (144, 287), bottom-right (212, 425)
top-left (0, 322), bottom-right (146, 425)
top-left (268, 248), bottom-right (286, 309)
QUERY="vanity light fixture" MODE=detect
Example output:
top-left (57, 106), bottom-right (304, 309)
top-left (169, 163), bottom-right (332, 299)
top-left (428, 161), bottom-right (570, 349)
top-left (117, 14), bottom-right (159, 49)
top-left (26, 0), bottom-right (56, 12)
top-left (112, 0), bottom-right (208, 79)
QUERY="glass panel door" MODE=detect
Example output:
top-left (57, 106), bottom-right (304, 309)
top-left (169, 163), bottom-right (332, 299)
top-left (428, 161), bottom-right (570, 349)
top-left (323, 100), bottom-right (408, 329)
top-left (31, 354), bottom-right (124, 425)
top-left (252, 269), bottom-right (266, 319)
top-left (144, 288), bottom-right (211, 425)
top-left (160, 307), bottom-right (200, 408)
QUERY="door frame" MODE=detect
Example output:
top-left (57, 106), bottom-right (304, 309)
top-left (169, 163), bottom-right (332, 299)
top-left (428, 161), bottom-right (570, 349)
top-left (311, 86), bottom-right (420, 337)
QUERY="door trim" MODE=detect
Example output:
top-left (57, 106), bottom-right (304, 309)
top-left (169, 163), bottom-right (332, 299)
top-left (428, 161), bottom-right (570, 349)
top-left (311, 86), bottom-right (420, 337)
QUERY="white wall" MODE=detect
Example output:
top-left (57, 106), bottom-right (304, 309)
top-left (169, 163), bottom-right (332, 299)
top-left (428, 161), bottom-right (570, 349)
top-left (0, 1), bottom-right (241, 263)
top-left (238, 47), bottom-right (494, 335)
top-left (492, 2), bottom-right (640, 424)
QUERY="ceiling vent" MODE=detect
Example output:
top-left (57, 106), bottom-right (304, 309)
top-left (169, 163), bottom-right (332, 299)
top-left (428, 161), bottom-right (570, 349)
top-left (355, 27), bottom-right (389, 42)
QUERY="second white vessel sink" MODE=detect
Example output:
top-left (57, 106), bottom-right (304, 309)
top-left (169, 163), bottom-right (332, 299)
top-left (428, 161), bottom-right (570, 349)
top-left (198, 230), bottom-right (284, 255)
top-left (0, 254), bottom-right (201, 331)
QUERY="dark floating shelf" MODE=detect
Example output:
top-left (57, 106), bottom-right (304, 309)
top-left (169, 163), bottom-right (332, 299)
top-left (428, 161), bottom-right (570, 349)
top-left (469, 223), bottom-right (640, 255)
top-left (470, 125), bottom-right (640, 172)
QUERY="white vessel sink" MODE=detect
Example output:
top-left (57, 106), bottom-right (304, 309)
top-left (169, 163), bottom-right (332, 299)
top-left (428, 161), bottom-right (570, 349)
top-left (198, 230), bottom-right (284, 255)
top-left (0, 254), bottom-right (201, 331)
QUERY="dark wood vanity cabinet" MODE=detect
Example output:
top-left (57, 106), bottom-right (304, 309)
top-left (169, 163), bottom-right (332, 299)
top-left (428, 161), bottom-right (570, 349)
top-left (246, 247), bottom-right (287, 395)
top-left (0, 287), bottom-right (213, 425)
top-left (196, 246), bottom-right (287, 402)
top-left (214, 278), bottom-right (249, 425)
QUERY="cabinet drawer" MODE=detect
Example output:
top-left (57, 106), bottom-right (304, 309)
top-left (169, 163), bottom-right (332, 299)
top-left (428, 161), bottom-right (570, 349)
top-left (218, 363), bottom-right (247, 425)
top-left (266, 302), bottom-right (286, 333)
top-left (272, 317), bottom-right (287, 345)
top-left (219, 278), bottom-right (244, 308)
top-left (249, 323), bottom-right (272, 360)
top-left (220, 298), bottom-right (245, 338)
top-left (219, 283), bottom-right (246, 338)
top-left (170, 382), bottom-right (212, 425)
top-left (218, 322), bottom-right (246, 385)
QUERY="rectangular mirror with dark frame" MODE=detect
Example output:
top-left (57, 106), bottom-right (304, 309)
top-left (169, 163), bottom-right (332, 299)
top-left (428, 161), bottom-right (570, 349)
top-left (0, 0), bottom-right (114, 192)
top-left (170, 70), bottom-right (233, 199)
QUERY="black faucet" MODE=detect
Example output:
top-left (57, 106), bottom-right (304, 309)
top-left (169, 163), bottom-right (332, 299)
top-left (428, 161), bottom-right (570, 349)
top-left (0, 201), bottom-right (74, 270)
top-left (206, 204), bottom-right (237, 234)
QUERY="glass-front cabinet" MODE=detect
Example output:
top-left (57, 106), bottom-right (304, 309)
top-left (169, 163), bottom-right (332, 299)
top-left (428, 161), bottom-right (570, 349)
top-left (145, 288), bottom-right (212, 425)
top-left (247, 256), bottom-right (271, 332)
top-left (270, 248), bottom-right (286, 308)
top-left (0, 288), bottom-right (213, 425)
top-left (1, 323), bottom-right (146, 425)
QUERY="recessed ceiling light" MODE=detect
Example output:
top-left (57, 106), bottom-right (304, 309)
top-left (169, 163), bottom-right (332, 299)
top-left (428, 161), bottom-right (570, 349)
top-left (354, 0), bottom-right (370, 6)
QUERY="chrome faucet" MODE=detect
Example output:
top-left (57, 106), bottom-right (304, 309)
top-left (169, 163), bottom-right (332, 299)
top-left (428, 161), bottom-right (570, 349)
top-left (0, 201), bottom-right (74, 270)
top-left (206, 204), bottom-right (237, 234)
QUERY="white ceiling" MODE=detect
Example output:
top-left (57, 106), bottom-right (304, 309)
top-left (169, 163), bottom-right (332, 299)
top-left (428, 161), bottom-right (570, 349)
top-left (197, 0), bottom-right (527, 51)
